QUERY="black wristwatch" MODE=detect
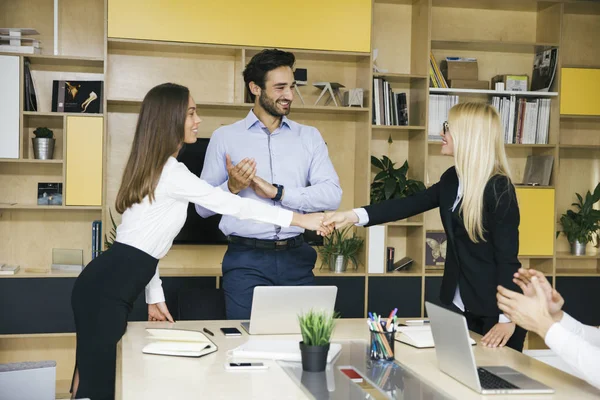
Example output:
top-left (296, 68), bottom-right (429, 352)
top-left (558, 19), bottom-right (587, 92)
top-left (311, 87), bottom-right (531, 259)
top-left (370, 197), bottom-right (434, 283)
top-left (272, 184), bottom-right (284, 201)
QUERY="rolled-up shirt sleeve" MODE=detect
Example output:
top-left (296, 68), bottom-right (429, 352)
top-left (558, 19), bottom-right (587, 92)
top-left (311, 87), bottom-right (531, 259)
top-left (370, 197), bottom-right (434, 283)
top-left (145, 266), bottom-right (165, 304)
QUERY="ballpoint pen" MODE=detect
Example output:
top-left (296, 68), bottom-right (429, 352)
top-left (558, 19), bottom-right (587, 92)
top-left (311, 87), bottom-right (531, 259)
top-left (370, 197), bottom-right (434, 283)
top-left (203, 327), bottom-right (214, 336)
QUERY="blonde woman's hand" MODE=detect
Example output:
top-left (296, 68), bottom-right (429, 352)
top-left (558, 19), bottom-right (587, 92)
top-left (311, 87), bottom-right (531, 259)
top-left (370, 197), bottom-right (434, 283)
top-left (323, 210), bottom-right (359, 230)
top-left (148, 302), bottom-right (175, 323)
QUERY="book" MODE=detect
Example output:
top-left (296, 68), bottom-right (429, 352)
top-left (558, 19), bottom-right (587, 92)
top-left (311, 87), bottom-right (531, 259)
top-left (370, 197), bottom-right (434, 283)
top-left (52, 80), bottom-right (104, 114)
top-left (531, 48), bottom-right (558, 92)
top-left (0, 264), bottom-right (20, 275)
top-left (521, 155), bottom-right (554, 186)
top-left (396, 325), bottom-right (476, 348)
top-left (0, 45), bottom-right (41, 54)
top-left (142, 328), bottom-right (218, 357)
top-left (24, 57), bottom-right (38, 112)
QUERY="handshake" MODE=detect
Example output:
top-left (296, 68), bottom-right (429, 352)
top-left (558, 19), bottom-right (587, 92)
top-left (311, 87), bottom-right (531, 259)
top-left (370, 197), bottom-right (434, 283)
top-left (227, 155), bottom-right (358, 236)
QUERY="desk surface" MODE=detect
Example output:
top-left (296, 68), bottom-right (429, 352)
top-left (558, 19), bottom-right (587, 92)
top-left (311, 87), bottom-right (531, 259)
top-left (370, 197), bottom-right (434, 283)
top-left (116, 319), bottom-right (599, 400)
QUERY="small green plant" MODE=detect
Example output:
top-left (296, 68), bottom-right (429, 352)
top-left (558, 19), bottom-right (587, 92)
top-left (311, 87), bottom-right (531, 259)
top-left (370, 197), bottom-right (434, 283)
top-left (370, 155), bottom-right (425, 204)
top-left (33, 127), bottom-right (54, 139)
top-left (318, 226), bottom-right (363, 270)
top-left (104, 208), bottom-right (118, 250)
top-left (558, 182), bottom-right (600, 244)
top-left (298, 310), bottom-right (338, 346)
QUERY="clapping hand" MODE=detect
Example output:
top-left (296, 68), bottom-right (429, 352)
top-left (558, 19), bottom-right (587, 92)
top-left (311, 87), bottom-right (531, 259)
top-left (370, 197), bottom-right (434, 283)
top-left (512, 268), bottom-right (564, 320)
top-left (226, 154), bottom-right (256, 194)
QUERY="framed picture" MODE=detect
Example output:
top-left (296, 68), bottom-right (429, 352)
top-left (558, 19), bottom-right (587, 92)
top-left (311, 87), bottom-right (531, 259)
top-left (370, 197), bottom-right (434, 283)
top-left (426, 231), bottom-right (447, 270)
top-left (37, 182), bottom-right (63, 206)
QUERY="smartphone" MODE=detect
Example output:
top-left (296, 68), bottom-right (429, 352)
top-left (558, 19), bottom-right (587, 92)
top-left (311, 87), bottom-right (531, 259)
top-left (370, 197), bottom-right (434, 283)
top-left (220, 327), bottom-right (242, 336)
top-left (224, 362), bottom-right (268, 370)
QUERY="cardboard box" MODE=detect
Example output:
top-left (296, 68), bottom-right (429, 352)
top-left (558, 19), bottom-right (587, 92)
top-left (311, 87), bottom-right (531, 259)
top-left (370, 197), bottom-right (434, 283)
top-left (449, 80), bottom-right (489, 90)
top-left (491, 74), bottom-right (528, 91)
top-left (441, 60), bottom-right (478, 81)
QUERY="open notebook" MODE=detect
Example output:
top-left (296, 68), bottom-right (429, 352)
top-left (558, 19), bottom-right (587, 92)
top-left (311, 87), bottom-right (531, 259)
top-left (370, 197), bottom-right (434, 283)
top-left (395, 325), bottom-right (476, 349)
top-left (142, 328), bottom-right (218, 357)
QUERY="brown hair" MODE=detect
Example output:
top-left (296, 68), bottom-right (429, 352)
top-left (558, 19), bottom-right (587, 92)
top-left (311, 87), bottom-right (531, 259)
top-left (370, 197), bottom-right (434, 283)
top-left (115, 83), bottom-right (190, 213)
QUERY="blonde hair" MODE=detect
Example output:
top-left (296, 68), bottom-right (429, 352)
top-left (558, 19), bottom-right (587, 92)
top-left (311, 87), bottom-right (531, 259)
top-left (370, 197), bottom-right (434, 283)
top-left (447, 102), bottom-right (512, 243)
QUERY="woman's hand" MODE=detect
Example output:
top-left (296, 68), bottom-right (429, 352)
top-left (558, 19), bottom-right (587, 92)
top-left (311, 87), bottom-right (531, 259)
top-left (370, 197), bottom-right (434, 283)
top-left (481, 322), bottom-right (516, 348)
top-left (513, 268), bottom-right (564, 320)
top-left (291, 213), bottom-right (333, 236)
top-left (148, 302), bottom-right (175, 323)
top-left (323, 210), bottom-right (359, 230)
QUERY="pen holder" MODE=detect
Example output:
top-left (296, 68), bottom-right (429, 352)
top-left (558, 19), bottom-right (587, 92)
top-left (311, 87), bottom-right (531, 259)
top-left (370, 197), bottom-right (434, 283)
top-left (368, 329), bottom-right (395, 361)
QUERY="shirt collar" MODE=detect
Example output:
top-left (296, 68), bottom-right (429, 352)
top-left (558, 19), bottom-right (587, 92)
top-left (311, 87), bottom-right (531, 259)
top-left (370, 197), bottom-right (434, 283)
top-left (244, 109), bottom-right (292, 132)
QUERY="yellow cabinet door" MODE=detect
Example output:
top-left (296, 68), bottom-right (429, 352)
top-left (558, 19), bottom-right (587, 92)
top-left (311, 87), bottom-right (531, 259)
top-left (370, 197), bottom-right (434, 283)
top-left (66, 116), bottom-right (103, 206)
top-left (560, 68), bottom-right (600, 116)
top-left (516, 187), bottom-right (554, 256)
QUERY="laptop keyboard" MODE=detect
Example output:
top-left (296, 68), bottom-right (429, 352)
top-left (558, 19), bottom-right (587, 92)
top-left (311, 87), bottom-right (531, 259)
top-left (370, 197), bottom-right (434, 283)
top-left (478, 368), bottom-right (519, 390)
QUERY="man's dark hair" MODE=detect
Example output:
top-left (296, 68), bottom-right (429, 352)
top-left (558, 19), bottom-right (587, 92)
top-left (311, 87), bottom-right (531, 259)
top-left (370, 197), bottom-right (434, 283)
top-left (243, 49), bottom-right (295, 102)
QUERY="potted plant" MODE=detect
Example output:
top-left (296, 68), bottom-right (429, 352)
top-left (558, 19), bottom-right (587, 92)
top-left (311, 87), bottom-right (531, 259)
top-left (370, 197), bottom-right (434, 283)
top-left (32, 127), bottom-right (55, 160)
top-left (318, 226), bottom-right (364, 273)
top-left (104, 208), bottom-right (118, 250)
top-left (298, 310), bottom-right (338, 372)
top-left (558, 182), bottom-right (600, 256)
top-left (370, 155), bottom-right (425, 204)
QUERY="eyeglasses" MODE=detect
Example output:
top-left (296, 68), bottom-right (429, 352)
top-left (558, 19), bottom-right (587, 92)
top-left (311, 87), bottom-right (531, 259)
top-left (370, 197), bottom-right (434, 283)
top-left (442, 121), bottom-right (449, 135)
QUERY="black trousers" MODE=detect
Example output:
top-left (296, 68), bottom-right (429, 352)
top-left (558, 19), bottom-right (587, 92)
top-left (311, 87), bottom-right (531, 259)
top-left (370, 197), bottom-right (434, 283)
top-left (71, 242), bottom-right (158, 400)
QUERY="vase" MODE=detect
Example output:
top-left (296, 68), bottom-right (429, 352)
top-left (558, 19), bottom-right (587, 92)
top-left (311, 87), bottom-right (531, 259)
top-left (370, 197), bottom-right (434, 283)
top-left (329, 254), bottom-right (347, 273)
top-left (570, 240), bottom-right (586, 256)
top-left (32, 138), bottom-right (55, 160)
top-left (299, 342), bottom-right (330, 372)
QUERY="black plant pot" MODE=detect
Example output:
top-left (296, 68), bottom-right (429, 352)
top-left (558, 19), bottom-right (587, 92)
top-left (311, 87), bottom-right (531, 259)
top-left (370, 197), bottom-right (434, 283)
top-left (299, 341), bottom-right (330, 372)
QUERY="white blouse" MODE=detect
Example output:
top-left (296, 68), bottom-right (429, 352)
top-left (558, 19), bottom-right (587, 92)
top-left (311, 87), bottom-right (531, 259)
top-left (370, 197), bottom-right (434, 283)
top-left (115, 157), bottom-right (293, 304)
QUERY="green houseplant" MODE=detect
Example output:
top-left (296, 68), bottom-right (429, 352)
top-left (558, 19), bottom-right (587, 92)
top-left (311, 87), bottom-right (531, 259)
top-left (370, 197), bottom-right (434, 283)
top-left (558, 182), bottom-right (600, 256)
top-left (370, 155), bottom-right (425, 204)
top-left (318, 226), bottom-right (363, 273)
top-left (298, 310), bottom-right (338, 372)
top-left (32, 127), bottom-right (55, 160)
top-left (104, 208), bottom-right (118, 250)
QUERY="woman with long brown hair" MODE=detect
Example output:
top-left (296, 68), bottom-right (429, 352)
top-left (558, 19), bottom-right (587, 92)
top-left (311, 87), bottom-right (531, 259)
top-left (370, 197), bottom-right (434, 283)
top-left (70, 83), bottom-right (329, 400)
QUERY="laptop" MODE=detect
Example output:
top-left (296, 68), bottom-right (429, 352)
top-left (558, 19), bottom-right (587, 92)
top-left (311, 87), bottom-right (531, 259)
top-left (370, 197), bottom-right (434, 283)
top-left (425, 301), bottom-right (554, 395)
top-left (240, 286), bottom-right (337, 335)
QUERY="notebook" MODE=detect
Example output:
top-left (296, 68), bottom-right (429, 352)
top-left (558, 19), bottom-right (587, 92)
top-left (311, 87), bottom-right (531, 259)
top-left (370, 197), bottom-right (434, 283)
top-left (231, 339), bottom-right (342, 363)
top-left (395, 325), bottom-right (476, 349)
top-left (142, 328), bottom-right (218, 357)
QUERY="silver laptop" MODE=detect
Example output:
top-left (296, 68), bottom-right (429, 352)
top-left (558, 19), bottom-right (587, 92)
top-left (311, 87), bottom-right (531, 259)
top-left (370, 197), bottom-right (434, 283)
top-left (240, 286), bottom-right (337, 335)
top-left (425, 302), bottom-right (554, 395)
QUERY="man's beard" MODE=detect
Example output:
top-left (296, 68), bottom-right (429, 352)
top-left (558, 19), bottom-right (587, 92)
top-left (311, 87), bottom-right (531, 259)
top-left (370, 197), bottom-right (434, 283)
top-left (259, 91), bottom-right (291, 117)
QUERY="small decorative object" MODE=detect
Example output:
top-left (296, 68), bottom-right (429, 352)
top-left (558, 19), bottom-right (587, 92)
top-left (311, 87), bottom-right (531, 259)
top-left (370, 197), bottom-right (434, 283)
top-left (52, 80), bottom-right (103, 113)
top-left (531, 48), bottom-right (558, 92)
top-left (318, 226), bottom-right (364, 273)
top-left (426, 231), bottom-right (447, 270)
top-left (558, 183), bottom-right (600, 256)
top-left (32, 127), bottom-right (55, 160)
top-left (313, 82), bottom-right (344, 107)
top-left (298, 310), bottom-right (338, 372)
top-left (293, 68), bottom-right (307, 105)
top-left (522, 155), bottom-right (554, 186)
top-left (370, 156), bottom-right (426, 204)
top-left (37, 182), bottom-right (62, 205)
top-left (342, 88), bottom-right (364, 107)
top-left (372, 48), bottom-right (388, 73)
top-left (104, 208), bottom-right (118, 250)
top-left (386, 246), bottom-right (395, 271)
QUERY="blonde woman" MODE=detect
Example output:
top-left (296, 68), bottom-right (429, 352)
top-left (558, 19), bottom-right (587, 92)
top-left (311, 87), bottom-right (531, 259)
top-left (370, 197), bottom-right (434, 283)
top-left (324, 102), bottom-right (526, 351)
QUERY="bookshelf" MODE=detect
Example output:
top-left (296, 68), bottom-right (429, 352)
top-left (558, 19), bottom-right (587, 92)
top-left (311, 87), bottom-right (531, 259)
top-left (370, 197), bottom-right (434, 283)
top-left (2, 1), bottom-right (600, 391)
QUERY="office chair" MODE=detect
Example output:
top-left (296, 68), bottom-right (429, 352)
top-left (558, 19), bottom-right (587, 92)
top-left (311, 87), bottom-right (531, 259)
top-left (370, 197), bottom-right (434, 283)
top-left (177, 287), bottom-right (226, 320)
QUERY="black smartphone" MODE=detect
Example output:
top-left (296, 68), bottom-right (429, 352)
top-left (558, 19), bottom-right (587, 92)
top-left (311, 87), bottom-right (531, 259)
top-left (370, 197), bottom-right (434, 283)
top-left (220, 327), bottom-right (242, 336)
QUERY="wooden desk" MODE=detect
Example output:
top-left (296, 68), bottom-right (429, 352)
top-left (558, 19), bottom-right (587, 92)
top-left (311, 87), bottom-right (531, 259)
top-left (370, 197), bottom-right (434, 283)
top-left (116, 319), bottom-right (599, 399)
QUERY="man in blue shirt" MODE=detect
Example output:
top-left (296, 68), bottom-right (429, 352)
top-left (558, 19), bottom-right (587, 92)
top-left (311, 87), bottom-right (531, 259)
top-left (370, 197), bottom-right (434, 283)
top-left (196, 49), bottom-right (342, 319)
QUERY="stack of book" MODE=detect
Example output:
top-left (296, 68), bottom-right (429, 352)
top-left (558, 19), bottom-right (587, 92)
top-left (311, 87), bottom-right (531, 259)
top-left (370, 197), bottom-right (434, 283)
top-left (428, 94), bottom-right (459, 140)
top-left (372, 77), bottom-right (408, 126)
top-left (491, 96), bottom-right (551, 144)
top-left (0, 28), bottom-right (41, 54)
top-left (429, 52), bottom-right (448, 89)
top-left (0, 264), bottom-right (20, 275)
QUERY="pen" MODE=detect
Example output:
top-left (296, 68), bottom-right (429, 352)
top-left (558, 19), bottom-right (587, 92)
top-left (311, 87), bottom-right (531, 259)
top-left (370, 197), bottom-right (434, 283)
top-left (203, 327), bottom-right (214, 336)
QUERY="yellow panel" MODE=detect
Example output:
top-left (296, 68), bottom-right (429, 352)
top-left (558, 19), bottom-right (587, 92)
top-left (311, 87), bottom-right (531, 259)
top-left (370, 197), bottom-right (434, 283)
top-left (560, 68), bottom-right (600, 115)
top-left (516, 188), bottom-right (554, 256)
top-left (108, 0), bottom-right (371, 53)
top-left (66, 116), bottom-right (103, 206)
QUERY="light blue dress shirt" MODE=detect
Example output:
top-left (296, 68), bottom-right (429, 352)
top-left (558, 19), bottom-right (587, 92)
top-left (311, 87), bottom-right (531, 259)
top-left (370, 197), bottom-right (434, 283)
top-left (196, 110), bottom-right (342, 240)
